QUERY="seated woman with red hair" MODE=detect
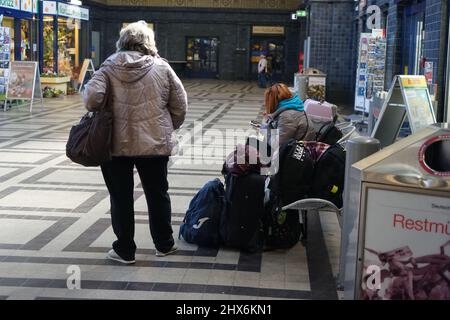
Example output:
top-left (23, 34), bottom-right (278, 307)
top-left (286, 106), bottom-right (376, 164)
top-left (263, 83), bottom-right (316, 146)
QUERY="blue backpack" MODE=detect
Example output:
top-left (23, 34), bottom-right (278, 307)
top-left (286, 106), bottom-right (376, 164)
top-left (179, 178), bottom-right (225, 247)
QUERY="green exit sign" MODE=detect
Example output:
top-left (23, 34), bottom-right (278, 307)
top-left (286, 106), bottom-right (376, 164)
top-left (296, 10), bottom-right (307, 17)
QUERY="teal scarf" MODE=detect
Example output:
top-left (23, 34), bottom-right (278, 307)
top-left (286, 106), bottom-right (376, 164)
top-left (277, 95), bottom-right (304, 112)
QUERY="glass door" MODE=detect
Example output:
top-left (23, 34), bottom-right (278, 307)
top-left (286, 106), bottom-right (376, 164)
top-left (250, 37), bottom-right (285, 81)
top-left (186, 37), bottom-right (218, 78)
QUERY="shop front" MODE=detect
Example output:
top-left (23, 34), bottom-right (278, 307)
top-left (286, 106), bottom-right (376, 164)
top-left (185, 36), bottom-right (218, 78)
top-left (250, 26), bottom-right (285, 82)
top-left (0, 0), bottom-right (38, 99)
top-left (40, 0), bottom-right (89, 81)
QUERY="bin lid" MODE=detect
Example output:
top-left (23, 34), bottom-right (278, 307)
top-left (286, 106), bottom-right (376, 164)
top-left (352, 123), bottom-right (450, 190)
top-left (301, 68), bottom-right (326, 76)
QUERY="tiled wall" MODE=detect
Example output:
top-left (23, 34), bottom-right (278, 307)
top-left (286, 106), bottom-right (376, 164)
top-left (359, 0), bottom-right (446, 88)
top-left (88, 2), bottom-right (304, 82)
top-left (308, 1), bottom-right (355, 103)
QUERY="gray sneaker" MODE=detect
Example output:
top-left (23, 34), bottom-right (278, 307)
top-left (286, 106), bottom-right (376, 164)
top-left (106, 249), bottom-right (135, 264)
top-left (155, 245), bottom-right (178, 257)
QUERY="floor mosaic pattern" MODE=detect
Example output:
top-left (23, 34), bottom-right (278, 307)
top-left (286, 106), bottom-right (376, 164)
top-left (0, 80), bottom-right (341, 300)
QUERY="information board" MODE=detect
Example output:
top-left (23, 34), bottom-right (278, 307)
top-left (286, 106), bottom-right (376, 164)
top-left (400, 76), bottom-right (436, 132)
top-left (359, 187), bottom-right (450, 300)
top-left (371, 75), bottom-right (436, 148)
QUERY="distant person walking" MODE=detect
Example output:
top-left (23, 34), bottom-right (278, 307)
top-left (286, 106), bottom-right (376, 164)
top-left (83, 21), bottom-right (188, 264)
top-left (258, 54), bottom-right (268, 88)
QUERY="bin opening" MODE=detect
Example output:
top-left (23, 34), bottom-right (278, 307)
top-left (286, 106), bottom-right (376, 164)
top-left (423, 139), bottom-right (450, 173)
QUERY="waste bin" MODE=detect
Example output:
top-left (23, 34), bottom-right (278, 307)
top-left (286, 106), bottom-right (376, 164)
top-left (294, 68), bottom-right (327, 101)
top-left (343, 123), bottom-right (450, 300)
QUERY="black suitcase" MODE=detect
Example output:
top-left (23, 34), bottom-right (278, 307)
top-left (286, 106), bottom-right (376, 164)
top-left (220, 173), bottom-right (266, 253)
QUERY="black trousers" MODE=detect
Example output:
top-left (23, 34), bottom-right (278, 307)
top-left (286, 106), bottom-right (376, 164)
top-left (101, 156), bottom-right (174, 260)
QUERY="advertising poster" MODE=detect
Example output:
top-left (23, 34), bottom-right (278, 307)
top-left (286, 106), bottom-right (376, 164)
top-left (400, 76), bottom-right (435, 132)
top-left (361, 188), bottom-right (450, 300)
top-left (6, 61), bottom-right (37, 100)
top-left (424, 61), bottom-right (433, 85)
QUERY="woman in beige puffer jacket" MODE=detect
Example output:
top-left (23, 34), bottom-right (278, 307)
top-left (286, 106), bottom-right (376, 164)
top-left (83, 21), bottom-right (188, 264)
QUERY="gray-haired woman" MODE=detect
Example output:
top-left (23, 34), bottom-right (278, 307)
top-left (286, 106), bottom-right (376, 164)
top-left (83, 21), bottom-right (188, 264)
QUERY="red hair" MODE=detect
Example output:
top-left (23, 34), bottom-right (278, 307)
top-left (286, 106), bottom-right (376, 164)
top-left (264, 83), bottom-right (293, 114)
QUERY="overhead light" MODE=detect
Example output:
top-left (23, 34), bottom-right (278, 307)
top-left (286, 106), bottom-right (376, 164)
top-left (70, 0), bottom-right (83, 6)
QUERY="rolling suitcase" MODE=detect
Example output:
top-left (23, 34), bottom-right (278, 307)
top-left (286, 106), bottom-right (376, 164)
top-left (304, 99), bottom-right (338, 131)
top-left (220, 173), bottom-right (267, 253)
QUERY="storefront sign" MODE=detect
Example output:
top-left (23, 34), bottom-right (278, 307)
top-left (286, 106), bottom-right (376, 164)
top-left (0, 0), bottom-right (20, 10)
top-left (43, 1), bottom-right (57, 15)
top-left (360, 187), bottom-right (450, 300)
top-left (252, 26), bottom-right (284, 35)
top-left (58, 2), bottom-right (89, 20)
top-left (21, 0), bottom-right (32, 12)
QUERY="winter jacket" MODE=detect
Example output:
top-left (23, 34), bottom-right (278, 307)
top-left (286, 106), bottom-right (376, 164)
top-left (266, 95), bottom-right (316, 146)
top-left (83, 51), bottom-right (188, 157)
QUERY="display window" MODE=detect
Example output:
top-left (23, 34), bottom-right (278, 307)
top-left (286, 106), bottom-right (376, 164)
top-left (43, 16), bottom-right (54, 72)
top-left (20, 19), bottom-right (32, 61)
top-left (58, 17), bottom-right (80, 78)
top-left (250, 37), bottom-right (285, 81)
top-left (2, 17), bottom-right (15, 62)
top-left (186, 37), bottom-right (218, 78)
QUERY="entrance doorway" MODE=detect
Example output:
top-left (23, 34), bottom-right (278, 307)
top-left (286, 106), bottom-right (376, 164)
top-left (250, 37), bottom-right (285, 82)
top-left (186, 37), bottom-right (219, 78)
top-left (402, 2), bottom-right (425, 75)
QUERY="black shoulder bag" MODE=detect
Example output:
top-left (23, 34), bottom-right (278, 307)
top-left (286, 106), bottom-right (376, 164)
top-left (66, 76), bottom-right (113, 167)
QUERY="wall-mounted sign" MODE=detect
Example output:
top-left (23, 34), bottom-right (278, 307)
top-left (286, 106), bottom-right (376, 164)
top-left (43, 1), bottom-right (57, 15)
top-left (0, 0), bottom-right (20, 10)
top-left (252, 26), bottom-right (285, 35)
top-left (58, 2), bottom-right (89, 20)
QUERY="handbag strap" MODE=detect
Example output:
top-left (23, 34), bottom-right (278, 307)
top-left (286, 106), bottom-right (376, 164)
top-left (100, 69), bottom-right (112, 112)
top-left (298, 111), bottom-right (309, 141)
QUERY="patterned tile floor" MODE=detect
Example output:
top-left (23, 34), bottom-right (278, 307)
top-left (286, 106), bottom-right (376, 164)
top-left (0, 80), bottom-right (341, 300)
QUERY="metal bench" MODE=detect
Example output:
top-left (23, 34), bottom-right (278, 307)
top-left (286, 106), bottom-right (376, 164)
top-left (282, 198), bottom-right (342, 241)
